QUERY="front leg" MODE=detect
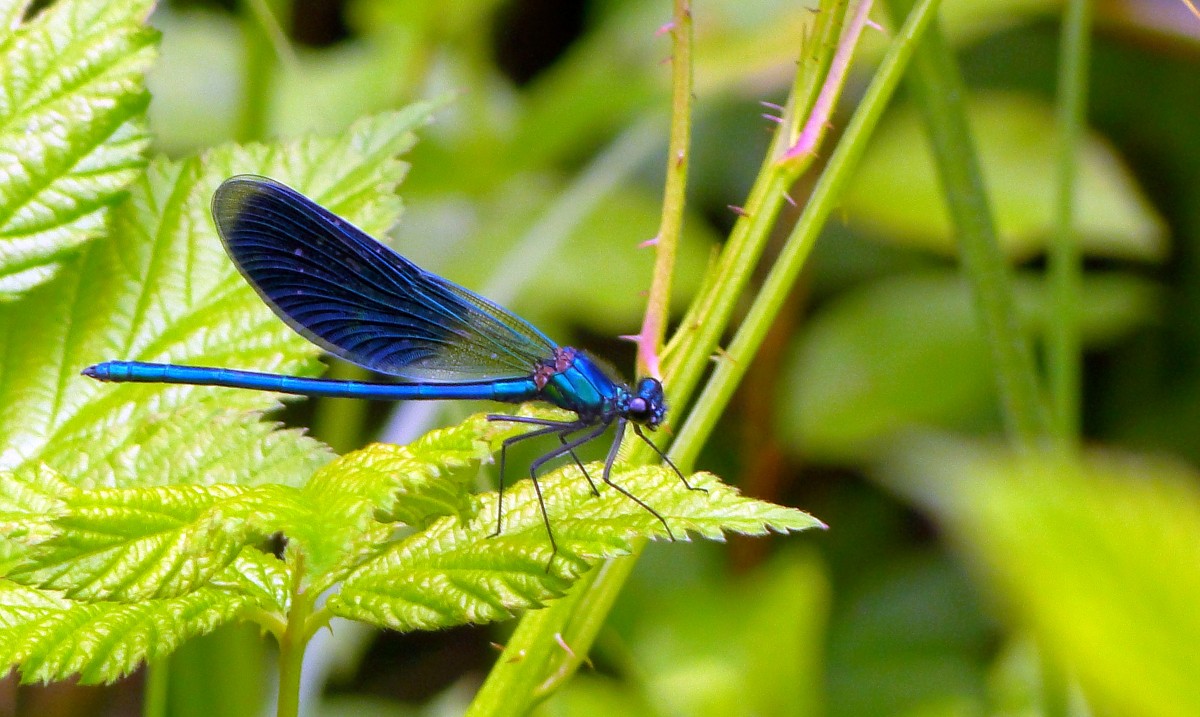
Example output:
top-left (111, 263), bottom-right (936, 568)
top-left (631, 423), bottom-right (705, 492)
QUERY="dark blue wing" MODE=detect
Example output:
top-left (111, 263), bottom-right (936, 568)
top-left (211, 175), bottom-right (558, 382)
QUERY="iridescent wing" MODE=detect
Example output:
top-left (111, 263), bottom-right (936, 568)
top-left (211, 175), bottom-right (557, 382)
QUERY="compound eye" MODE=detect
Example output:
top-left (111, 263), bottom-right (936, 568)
top-left (636, 377), bottom-right (664, 403)
top-left (630, 378), bottom-right (666, 427)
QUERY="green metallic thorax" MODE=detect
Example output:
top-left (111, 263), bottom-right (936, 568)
top-left (538, 350), bottom-right (625, 421)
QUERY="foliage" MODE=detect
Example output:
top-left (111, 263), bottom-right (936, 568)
top-left (0, 0), bottom-right (819, 706)
top-left (1, 408), bottom-right (815, 684)
top-left (0, 0), bottom-right (155, 299)
top-left (4, 0), bottom-right (1200, 715)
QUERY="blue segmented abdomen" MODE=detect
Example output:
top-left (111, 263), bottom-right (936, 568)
top-left (83, 361), bottom-right (539, 403)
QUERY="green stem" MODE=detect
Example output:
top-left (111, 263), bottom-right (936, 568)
top-left (237, 0), bottom-right (290, 142)
top-left (142, 659), bottom-right (169, 717)
top-left (634, 0), bottom-right (694, 379)
top-left (1048, 0), bottom-right (1091, 448)
top-left (1039, 4), bottom-right (1094, 712)
top-left (463, 561), bottom-right (628, 717)
top-left (275, 622), bottom-right (306, 717)
top-left (275, 556), bottom-right (311, 717)
top-left (662, 0), bottom-right (849, 406)
top-left (465, 1), bottom-right (939, 714)
top-left (883, 0), bottom-right (1050, 449)
top-left (673, 0), bottom-right (939, 467)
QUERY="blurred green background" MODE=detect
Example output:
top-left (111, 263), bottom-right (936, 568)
top-left (12, 0), bottom-right (1200, 715)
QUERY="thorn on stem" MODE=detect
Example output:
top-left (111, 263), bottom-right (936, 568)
top-left (783, 191), bottom-right (797, 207)
top-left (554, 633), bottom-right (577, 659)
top-left (728, 204), bottom-right (749, 218)
top-left (639, 235), bottom-right (660, 249)
top-left (712, 346), bottom-right (738, 366)
top-left (759, 100), bottom-right (785, 112)
top-left (761, 113), bottom-right (784, 124)
top-left (656, 21), bottom-right (675, 36)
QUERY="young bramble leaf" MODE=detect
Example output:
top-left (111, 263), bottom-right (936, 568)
top-left (308, 409), bottom-right (546, 528)
top-left (51, 403), bottom-right (328, 490)
top-left (328, 463), bottom-right (821, 633)
top-left (7, 478), bottom-right (304, 601)
top-left (214, 549), bottom-right (291, 615)
top-left (296, 408), bottom-right (560, 592)
top-left (1, 400), bottom-right (815, 682)
top-left (0, 0), bottom-right (157, 298)
top-left (0, 107), bottom-right (434, 683)
top-left (0, 464), bottom-right (71, 572)
top-left (0, 106), bottom-right (432, 492)
top-left (2, 412), bottom-right (529, 605)
top-left (0, 579), bottom-right (253, 684)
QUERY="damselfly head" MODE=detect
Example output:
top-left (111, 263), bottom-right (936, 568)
top-left (628, 377), bottom-right (667, 429)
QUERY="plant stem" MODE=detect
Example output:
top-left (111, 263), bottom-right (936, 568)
top-left (1038, 4), bottom-right (1094, 712)
top-left (1048, 0), bottom-right (1092, 449)
top-left (237, 0), bottom-right (290, 142)
top-left (674, 0), bottom-right (937, 467)
top-left (634, 0), bottom-right (694, 379)
top-left (275, 555), bottom-right (310, 717)
top-left (142, 659), bottom-right (169, 717)
top-left (662, 0), bottom-right (849, 407)
top-left (464, 1), bottom-right (939, 713)
top-left (275, 623), bottom-right (306, 717)
top-left (464, 562), bottom-right (614, 716)
top-left (783, 0), bottom-right (874, 161)
top-left (883, 0), bottom-right (1050, 449)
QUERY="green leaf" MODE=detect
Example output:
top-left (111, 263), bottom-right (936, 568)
top-left (329, 464), bottom-right (821, 632)
top-left (882, 440), bottom-right (1200, 717)
top-left (0, 107), bottom-right (432, 681)
top-left (0, 106), bottom-right (432, 491)
top-left (215, 549), bottom-right (290, 615)
top-left (843, 92), bottom-right (1166, 262)
top-left (2, 410), bottom-right (526, 604)
top-left (7, 475), bottom-right (299, 601)
top-left (0, 405), bottom-right (811, 681)
top-left (0, 0), bottom-right (156, 298)
top-left (296, 434), bottom-right (484, 589)
top-left (305, 412), bottom-right (511, 531)
top-left (2, 410), bottom-right (527, 603)
top-left (0, 464), bottom-right (71, 572)
top-left (297, 408), bottom-right (576, 593)
top-left (0, 579), bottom-right (253, 684)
